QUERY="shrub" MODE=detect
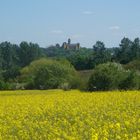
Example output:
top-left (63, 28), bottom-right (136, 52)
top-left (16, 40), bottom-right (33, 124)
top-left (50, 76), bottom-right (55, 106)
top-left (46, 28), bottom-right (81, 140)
top-left (124, 60), bottom-right (140, 71)
top-left (88, 62), bottom-right (140, 91)
top-left (88, 63), bottom-right (124, 91)
top-left (0, 80), bottom-right (12, 90)
top-left (20, 58), bottom-right (80, 90)
top-left (2, 67), bottom-right (21, 81)
top-left (118, 70), bottom-right (140, 90)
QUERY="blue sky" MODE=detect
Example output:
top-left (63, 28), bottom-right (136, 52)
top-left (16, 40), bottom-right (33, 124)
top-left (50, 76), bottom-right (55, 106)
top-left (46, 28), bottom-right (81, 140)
top-left (0, 0), bottom-right (140, 48)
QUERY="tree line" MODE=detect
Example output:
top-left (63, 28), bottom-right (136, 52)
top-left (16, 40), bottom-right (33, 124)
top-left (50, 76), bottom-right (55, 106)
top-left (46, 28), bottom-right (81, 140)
top-left (1, 37), bottom-right (140, 71)
top-left (0, 37), bottom-right (140, 90)
top-left (45, 37), bottom-right (140, 70)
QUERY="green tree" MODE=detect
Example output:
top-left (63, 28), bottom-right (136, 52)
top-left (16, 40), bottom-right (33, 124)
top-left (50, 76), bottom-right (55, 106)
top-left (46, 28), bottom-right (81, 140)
top-left (20, 58), bottom-right (79, 89)
top-left (0, 42), bottom-right (19, 70)
top-left (124, 60), bottom-right (140, 71)
top-left (88, 63), bottom-right (124, 91)
top-left (88, 41), bottom-right (111, 68)
top-left (118, 71), bottom-right (139, 90)
top-left (88, 62), bottom-right (139, 91)
top-left (116, 37), bottom-right (133, 64)
top-left (19, 42), bottom-right (42, 67)
top-left (131, 38), bottom-right (140, 59)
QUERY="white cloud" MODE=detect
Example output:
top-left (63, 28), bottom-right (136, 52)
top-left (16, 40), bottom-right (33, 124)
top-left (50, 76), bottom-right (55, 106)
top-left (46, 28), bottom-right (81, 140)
top-left (51, 30), bottom-right (63, 34)
top-left (83, 11), bottom-right (93, 15)
top-left (109, 26), bottom-right (120, 30)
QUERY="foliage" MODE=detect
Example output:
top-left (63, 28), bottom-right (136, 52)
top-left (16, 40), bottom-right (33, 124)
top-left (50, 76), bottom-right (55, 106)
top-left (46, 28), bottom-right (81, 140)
top-left (0, 80), bottom-right (12, 90)
top-left (45, 46), bottom-right (93, 70)
top-left (88, 62), bottom-right (140, 91)
top-left (32, 37), bottom-right (140, 70)
top-left (0, 90), bottom-right (139, 139)
top-left (118, 70), bottom-right (140, 90)
top-left (88, 41), bottom-right (112, 68)
top-left (2, 66), bottom-right (21, 81)
top-left (1, 37), bottom-right (140, 90)
top-left (114, 37), bottom-right (140, 64)
top-left (0, 41), bottom-right (45, 70)
top-left (19, 42), bottom-right (43, 67)
top-left (118, 37), bottom-right (133, 64)
top-left (78, 70), bottom-right (93, 90)
top-left (124, 59), bottom-right (140, 71)
top-left (0, 42), bottom-right (20, 70)
top-left (20, 58), bottom-right (80, 89)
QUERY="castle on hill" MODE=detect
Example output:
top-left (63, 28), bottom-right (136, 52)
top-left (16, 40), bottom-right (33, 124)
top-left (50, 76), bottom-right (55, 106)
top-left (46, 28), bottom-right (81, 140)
top-left (62, 39), bottom-right (80, 50)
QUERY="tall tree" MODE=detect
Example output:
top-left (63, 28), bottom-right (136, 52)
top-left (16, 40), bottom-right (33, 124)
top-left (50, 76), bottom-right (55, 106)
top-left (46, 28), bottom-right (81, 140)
top-left (132, 38), bottom-right (140, 59)
top-left (19, 42), bottom-right (42, 67)
top-left (117, 37), bottom-right (133, 64)
top-left (88, 41), bottom-right (111, 68)
top-left (0, 42), bottom-right (19, 70)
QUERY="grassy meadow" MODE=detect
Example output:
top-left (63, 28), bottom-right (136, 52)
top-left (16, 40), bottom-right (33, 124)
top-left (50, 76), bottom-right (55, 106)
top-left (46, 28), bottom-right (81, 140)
top-left (0, 90), bottom-right (139, 139)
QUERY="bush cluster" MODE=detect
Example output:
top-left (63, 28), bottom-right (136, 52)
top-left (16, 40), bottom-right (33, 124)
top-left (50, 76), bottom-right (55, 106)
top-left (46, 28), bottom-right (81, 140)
top-left (88, 62), bottom-right (140, 91)
top-left (20, 58), bottom-right (80, 90)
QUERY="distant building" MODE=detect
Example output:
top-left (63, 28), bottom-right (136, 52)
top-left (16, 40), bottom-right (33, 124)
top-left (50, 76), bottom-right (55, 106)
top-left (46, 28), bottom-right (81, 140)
top-left (62, 39), bottom-right (80, 50)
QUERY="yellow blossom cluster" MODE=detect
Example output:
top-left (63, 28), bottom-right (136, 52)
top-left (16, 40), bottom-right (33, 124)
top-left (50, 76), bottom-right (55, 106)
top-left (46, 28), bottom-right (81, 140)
top-left (0, 90), bottom-right (139, 140)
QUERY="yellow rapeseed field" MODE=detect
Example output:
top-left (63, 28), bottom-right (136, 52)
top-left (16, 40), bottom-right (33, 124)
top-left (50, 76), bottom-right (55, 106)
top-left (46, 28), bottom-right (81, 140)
top-left (0, 90), bottom-right (139, 140)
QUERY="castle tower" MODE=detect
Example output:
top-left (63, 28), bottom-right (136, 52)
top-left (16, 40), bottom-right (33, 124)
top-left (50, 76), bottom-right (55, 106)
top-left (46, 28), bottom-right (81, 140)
top-left (68, 38), bottom-right (71, 44)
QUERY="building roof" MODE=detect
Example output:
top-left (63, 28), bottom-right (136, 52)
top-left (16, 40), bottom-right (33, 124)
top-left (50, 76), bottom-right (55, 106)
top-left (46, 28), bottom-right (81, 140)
top-left (62, 39), bottom-right (80, 49)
